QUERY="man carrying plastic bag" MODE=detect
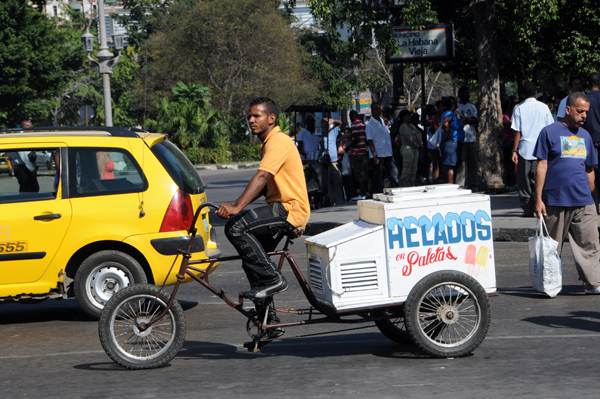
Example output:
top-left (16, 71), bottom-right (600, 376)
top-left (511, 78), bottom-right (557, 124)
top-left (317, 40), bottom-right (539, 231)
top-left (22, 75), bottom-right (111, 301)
top-left (534, 91), bottom-right (600, 295)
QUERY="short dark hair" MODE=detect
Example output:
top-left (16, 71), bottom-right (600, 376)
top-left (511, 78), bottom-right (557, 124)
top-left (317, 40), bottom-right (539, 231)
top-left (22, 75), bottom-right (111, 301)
top-left (249, 97), bottom-right (278, 118)
top-left (569, 76), bottom-right (583, 86)
top-left (349, 110), bottom-right (359, 120)
top-left (399, 109), bottom-right (412, 119)
top-left (566, 92), bottom-right (589, 107)
top-left (442, 96), bottom-right (456, 111)
top-left (523, 81), bottom-right (537, 98)
top-left (371, 102), bottom-right (381, 109)
top-left (588, 72), bottom-right (600, 88)
top-left (458, 86), bottom-right (469, 96)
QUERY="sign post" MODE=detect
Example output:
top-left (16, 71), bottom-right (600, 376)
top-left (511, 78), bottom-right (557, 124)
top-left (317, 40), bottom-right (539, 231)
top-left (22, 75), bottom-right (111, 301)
top-left (387, 25), bottom-right (454, 184)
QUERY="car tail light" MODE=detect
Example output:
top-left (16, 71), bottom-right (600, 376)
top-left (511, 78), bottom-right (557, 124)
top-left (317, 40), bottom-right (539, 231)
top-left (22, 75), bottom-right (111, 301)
top-left (160, 189), bottom-right (194, 232)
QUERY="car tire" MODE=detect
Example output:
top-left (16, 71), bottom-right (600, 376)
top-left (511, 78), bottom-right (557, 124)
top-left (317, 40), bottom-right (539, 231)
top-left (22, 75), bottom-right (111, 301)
top-left (46, 160), bottom-right (50, 170)
top-left (74, 250), bottom-right (147, 320)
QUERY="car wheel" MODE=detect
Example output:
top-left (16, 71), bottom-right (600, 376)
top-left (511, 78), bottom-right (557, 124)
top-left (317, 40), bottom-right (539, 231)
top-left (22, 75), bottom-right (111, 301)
top-left (46, 160), bottom-right (51, 170)
top-left (74, 250), bottom-right (147, 320)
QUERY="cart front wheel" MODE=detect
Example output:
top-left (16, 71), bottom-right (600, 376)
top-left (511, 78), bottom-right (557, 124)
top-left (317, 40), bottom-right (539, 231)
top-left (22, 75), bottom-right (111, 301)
top-left (404, 271), bottom-right (491, 358)
top-left (372, 308), bottom-right (413, 345)
top-left (98, 284), bottom-right (186, 370)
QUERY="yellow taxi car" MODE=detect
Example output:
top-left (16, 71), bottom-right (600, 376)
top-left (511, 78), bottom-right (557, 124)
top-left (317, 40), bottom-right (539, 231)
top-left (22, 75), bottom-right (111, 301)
top-left (0, 126), bottom-right (219, 319)
top-left (0, 152), bottom-right (12, 176)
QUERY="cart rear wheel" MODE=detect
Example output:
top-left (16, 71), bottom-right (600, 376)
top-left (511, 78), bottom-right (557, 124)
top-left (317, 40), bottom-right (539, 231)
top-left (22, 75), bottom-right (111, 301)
top-left (404, 271), bottom-right (491, 358)
top-left (372, 308), bottom-right (413, 345)
top-left (98, 284), bottom-right (186, 370)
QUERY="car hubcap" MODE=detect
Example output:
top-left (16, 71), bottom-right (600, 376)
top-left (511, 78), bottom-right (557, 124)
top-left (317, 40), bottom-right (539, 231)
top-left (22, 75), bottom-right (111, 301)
top-left (86, 265), bottom-right (132, 309)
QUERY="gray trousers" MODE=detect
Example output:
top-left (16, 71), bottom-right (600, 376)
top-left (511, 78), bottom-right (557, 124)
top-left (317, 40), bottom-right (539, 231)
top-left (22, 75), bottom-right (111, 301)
top-left (544, 204), bottom-right (600, 290)
top-left (517, 154), bottom-right (537, 214)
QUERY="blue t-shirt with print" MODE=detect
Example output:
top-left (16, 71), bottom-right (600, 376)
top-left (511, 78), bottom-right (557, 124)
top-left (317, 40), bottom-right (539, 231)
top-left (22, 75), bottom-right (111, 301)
top-left (533, 122), bottom-right (598, 207)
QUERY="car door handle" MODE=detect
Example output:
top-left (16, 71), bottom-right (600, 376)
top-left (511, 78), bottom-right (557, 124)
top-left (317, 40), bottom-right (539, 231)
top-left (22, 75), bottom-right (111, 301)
top-left (34, 214), bottom-right (62, 220)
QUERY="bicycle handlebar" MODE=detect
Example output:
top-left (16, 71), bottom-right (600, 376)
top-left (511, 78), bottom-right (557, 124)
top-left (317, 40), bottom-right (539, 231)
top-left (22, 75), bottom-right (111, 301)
top-left (188, 202), bottom-right (220, 234)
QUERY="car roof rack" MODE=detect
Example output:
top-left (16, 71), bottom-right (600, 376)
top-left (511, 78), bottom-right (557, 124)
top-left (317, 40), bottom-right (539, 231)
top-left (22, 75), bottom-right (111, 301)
top-left (0, 126), bottom-right (148, 138)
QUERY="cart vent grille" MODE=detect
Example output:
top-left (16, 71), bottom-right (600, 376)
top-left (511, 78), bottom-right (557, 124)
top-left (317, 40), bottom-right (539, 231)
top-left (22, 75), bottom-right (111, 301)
top-left (308, 256), bottom-right (323, 293)
top-left (340, 261), bottom-right (378, 292)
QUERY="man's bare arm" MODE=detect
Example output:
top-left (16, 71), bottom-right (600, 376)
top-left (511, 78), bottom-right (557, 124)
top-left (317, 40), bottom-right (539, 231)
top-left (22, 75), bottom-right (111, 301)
top-left (512, 131), bottom-right (521, 165)
top-left (216, 170), bottom-right (272, 219)
top-left (367, 139), bottom-right (379, 164)
top-left (587, 165), bottom-right (599, 214)
top-left (535, 159), bottom-right (548, 218)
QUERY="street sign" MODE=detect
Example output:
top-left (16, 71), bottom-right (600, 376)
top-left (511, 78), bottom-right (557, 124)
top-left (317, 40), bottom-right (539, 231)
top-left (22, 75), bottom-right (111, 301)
top-left (387, 24), bottom-right (455, 63)
top-left (79, 105), bottom-right (95, 125)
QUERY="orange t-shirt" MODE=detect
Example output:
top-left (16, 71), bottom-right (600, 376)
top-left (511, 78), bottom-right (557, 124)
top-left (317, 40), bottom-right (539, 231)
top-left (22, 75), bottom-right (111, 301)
top-left (259, 127), bottom-right (310, 229)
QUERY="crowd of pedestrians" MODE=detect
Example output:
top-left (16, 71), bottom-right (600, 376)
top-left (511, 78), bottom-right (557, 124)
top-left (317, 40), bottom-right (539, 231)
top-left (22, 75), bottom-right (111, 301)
top-left (293, 75), bottom-right (600, 216)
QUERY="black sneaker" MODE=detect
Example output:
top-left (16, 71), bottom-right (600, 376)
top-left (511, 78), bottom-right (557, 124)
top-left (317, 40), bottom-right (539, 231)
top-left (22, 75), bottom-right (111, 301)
top-left (242, 276), bottom-right (288, 301)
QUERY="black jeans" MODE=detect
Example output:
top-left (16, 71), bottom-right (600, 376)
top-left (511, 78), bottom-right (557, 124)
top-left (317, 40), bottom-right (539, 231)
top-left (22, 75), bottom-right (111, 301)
top-left (224, 202), bottom-right (293, 289)
top-left (13, 164), bottom-right (39, 192)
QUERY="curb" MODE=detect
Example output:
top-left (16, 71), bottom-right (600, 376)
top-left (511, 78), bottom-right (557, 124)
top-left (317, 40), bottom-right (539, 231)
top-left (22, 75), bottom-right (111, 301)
top-left (195, 163), bottom-right (260, 171)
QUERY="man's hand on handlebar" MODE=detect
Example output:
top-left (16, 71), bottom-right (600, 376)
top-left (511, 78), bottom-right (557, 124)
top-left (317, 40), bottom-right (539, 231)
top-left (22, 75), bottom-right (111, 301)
top-left (216, 203), bottom-right (241, 219)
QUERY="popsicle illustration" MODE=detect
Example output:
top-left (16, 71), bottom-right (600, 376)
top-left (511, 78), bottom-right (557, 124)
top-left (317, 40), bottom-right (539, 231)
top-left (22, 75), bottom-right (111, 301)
top-left (475, 246), bottom-right (490, 277)
top-left (465, 244), bottom-right (476, 276)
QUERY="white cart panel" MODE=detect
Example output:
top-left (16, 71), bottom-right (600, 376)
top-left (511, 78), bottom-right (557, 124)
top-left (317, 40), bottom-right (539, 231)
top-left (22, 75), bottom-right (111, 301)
top-left (305, 185), bottom-right (496, 311)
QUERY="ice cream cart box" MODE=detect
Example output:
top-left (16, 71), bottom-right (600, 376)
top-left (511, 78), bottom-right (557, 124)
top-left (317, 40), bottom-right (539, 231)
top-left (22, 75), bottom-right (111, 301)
top-left (304, 185), bottom-right (496, 311)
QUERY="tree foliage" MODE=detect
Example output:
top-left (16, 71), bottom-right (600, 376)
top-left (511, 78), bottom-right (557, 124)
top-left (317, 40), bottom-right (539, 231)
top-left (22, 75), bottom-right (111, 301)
top-left (134, 0), bottom-right (318, 124)
top-left (0, 0), bottom-right (85, 125)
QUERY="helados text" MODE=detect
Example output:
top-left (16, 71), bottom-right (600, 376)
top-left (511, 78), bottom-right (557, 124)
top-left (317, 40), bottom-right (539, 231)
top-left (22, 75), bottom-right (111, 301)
top-left (387, 210), bottom-right (491, 250)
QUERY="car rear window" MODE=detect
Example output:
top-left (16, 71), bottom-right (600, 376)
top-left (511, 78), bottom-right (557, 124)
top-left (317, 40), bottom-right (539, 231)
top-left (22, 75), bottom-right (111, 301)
top-left (150, 140), bottom-right (204, 194)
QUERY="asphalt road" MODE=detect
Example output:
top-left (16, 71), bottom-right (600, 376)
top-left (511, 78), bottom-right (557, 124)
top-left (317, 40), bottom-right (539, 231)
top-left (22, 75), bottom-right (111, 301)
top-left (1, 168), bottom-right (599, 398)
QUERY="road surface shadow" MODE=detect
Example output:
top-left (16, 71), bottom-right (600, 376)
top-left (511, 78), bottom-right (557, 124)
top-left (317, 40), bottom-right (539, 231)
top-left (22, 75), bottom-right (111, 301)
top-left (177, 332), bottom-right (430, 360)
top-left (523, 311), bottom-right (600, 332)
top-left (497, 284), bottom-right (585, 298)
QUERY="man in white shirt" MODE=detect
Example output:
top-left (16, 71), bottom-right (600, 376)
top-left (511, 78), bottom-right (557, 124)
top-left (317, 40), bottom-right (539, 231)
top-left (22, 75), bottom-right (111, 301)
top-left (511, 81), bottom-right (555, 217)
top-left (296, 114), bottom-right (320, 161)
top-left (556, 77), bottom-right (585, 121)
top-left (366, 102), bottom-right (399, 194)
top-left (456, 87), bottom-right (479, 191)
top-left (323, 117), bottom-right (345, 205)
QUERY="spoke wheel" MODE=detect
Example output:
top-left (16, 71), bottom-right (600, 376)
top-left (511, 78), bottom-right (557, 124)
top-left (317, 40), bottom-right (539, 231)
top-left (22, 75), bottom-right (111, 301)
top-left (404, 271), bottom-right (491, 358)
top-left (372, 308), bottom-right (413, 345)
top-left (98, 284), bottom-right (186, 370)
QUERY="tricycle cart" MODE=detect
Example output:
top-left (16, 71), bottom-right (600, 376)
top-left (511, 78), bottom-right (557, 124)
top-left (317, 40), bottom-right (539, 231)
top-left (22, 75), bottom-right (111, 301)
top-left (98, 184), bottom-right (495, 369)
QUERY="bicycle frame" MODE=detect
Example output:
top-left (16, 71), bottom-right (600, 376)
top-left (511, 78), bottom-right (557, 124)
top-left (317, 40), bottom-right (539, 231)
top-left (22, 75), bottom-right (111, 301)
top-left (137, 202), bottom-right (396, 334)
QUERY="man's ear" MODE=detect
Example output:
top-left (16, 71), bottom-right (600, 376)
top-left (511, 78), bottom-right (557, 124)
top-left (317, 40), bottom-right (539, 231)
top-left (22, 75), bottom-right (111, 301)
top-left (269, 114), bottom-right (277, 126)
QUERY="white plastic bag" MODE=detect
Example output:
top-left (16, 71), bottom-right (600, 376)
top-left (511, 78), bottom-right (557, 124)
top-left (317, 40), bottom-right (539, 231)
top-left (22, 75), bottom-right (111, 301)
top-left (341, 152), bottom-right (352, 176)
top-left (528, 217), bottom-right (562, 297)
top-left (428, 126), bottom-right (444, 148)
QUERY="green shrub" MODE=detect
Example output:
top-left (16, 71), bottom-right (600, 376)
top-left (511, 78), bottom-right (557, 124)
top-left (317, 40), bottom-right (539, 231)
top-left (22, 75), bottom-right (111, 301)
top-left (184, 147), bottom-right (232, 165)
top-left (229, 142), bottom-right (262, 162)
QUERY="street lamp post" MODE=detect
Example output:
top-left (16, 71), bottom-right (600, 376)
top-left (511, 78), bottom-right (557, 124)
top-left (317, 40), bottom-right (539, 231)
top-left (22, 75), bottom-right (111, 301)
top-left (81, 1), bottom-right (123, 127)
